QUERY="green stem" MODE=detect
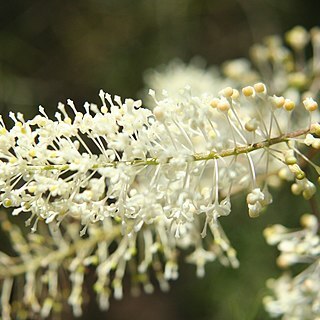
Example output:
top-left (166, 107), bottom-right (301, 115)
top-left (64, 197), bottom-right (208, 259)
top-left (26, 127), bottom-right (310, 171)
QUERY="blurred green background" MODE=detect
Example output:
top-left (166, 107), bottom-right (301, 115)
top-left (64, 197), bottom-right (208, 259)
top-left (0, 1), bottom-right (319, 319)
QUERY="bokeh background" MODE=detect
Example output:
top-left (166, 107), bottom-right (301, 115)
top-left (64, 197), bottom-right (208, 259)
top-left (0, 1), bottom-right (319, 319)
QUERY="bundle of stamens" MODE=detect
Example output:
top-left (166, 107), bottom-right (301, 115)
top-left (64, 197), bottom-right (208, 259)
top-left (0, 84), bottom-right (317, 231)
top-left (249, 26), bottom-right (320, 99)
top-left (264, 214), bottom-right (320, 319)
top-left (0, 80), bottom-right (319, 318)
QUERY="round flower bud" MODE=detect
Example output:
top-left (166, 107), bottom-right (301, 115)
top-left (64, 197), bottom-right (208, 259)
top-left (253, 82), bottom-right (267, 94)
top-left (310, 123), bottom-right (320, 136)
top-left (285, 26), bottom-right (309, 50)
top-left (276, 254), bottom-right (293, 268)
top-left (210, 98), bottom-right (220, 108)
top-left (291, 183), bottom-right (302, 195)
top-left (283, 99), bottom-right (295, 111)
top-left (288, 72), bottom-right (308, 88)
top-left (245, 118), bottom-right (258, 132)
top-left (300, 213), bottom-right (318, 228)
top-left (217, 98), bottom-right (231, 112)
top-left (242, 86), bottom-right (255, 97)
top-left (303, 97), bottom-right (318, 112)
top-left (219, 86), bottom-right (233, 98)
top-left (285, 156), bottom-right (297, 165)
top-left (270, 95), bottom-right (285, 108)
top-left (3, 198), bottom-right (12, 208)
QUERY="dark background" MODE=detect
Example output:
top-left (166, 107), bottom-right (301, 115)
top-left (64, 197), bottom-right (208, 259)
top-left (1, 0), bottom-right (320, 114)
top-left (1, 1), bottom-right (319, 319)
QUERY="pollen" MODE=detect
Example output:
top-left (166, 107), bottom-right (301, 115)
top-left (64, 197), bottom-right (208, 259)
top-left (219, 86), bottom-right (233, 98)
top-left (9, 157), bottom-right (17, 164)
top-left (242, 86), bottom-right (254, 97)
top-left (28, 186), bottom-right (37, 193)
top-left (271, 95), bottom-right (285, 108)
top-left (217, 99), bottom-right (230, 112)
top-left (253, 82), bottom-right (267, 94)
top-left (29, 149), bottom-right (36, 158)
top-left (210, 98), bottom-right (220, 108)
top-left (3, 198), bottom-right (12, 208)
top-left (303, 97), bottom-right (318, 112)
top-left (310, 123), bottom-right (320, 136)
top-left (283, 99), bottom-right (295, 111)
top-left (245, 118), bottom-right (258, 132)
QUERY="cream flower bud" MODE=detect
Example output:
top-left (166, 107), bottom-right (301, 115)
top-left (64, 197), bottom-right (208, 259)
top-left (303, 97), bottom-right (318, 112)
top-left (219, 86), bottom-right (234, 98)
top-left (270, 95), bottom-right (285, 108)
top-left (217, 98), bottom-right (231, 112)
top-left (245, 118), bottom-right (258, 132)
top-left (242, 86), bottom-right (255, 97)
top-left (285, 26), bottom-right (309, 50)
top-left (253, 82), bottom-right (267, 94)
top-left (283, 99), bottom-right (295, 111)
top-left (310, 123), bottom-right (320, 136)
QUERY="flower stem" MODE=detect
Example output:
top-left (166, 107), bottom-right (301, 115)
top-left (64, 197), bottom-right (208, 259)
top-left (25, 127), bottom-right (311, 172)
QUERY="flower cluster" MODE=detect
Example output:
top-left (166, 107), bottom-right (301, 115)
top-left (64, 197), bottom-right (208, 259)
top-left (0, 84), bottom-right (318, 233)
top-left (0, 82), bottom-right (319, 319)
top-left (142, 57), bottom-right (229, 108)
top-left (249, 26), bottom-right (320, 98)
top-left (264, 214), bottom-right (320, 319)
top-left (0, 26), bottom-right (319, 319)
